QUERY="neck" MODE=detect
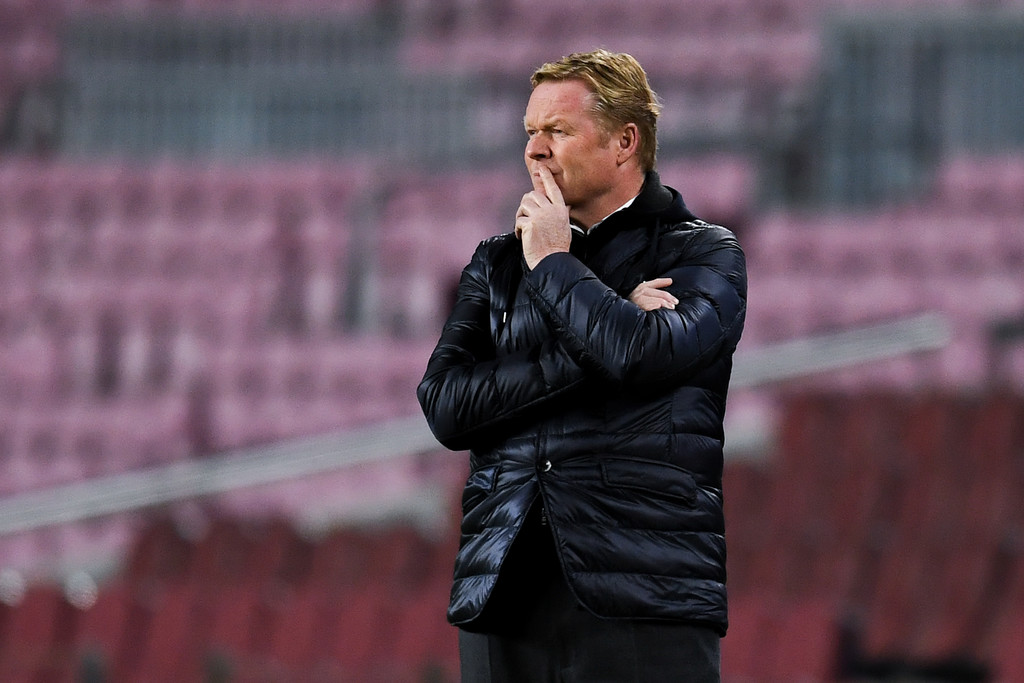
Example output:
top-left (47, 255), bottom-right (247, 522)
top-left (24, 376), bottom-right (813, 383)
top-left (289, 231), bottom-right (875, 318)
top-left (571, 171), bottom-right (646, 230)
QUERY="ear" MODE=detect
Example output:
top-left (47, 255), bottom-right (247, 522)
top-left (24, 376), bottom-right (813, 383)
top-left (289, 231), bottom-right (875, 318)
top-left (615, 123), bottom-right (640, 165)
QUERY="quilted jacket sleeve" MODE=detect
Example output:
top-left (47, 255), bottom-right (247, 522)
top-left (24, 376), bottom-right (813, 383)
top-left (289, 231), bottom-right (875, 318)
top-left (523, 224), bottom-right (746, 387)
top-left (417, 240), bottom-right (588, 451)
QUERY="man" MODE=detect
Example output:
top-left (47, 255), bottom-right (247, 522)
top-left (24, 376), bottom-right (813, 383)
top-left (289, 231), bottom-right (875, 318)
top-left (417, 50), bottom-right (747, 682)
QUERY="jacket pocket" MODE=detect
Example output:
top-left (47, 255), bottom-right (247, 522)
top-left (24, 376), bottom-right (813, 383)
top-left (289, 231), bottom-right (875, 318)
top-left (600, 457), bottom-right (698, 505)
top-left (461, 464), bottom-right (501, 513)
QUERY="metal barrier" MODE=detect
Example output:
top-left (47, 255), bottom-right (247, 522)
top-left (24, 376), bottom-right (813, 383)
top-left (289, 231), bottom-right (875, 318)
top-left (805, 9), bottom-right (1024, 205)
top-left (59, 13), bottom-right (487, 161)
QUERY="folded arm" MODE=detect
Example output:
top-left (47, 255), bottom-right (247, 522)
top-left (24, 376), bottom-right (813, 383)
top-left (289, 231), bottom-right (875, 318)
top-left (417, 242), bottom-right (587, 451)
top-left (523, 226), bottom-right (747, 388)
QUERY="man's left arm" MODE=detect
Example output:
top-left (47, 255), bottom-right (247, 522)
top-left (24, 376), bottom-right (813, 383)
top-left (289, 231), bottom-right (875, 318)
top-left (523, 226), bottom-right (747, 386)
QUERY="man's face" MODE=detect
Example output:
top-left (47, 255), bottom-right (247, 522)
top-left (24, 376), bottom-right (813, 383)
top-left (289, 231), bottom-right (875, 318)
top-left (523, 79), bottom-right (622, 222)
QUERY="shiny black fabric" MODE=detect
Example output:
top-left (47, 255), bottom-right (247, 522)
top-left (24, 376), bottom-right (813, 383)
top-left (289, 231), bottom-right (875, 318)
top-left (417, 172), bottom-right (747, 635)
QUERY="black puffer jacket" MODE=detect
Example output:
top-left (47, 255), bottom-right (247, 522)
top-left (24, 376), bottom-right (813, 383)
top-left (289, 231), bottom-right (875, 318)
top-left (417, 172), bottom-right (747, 635)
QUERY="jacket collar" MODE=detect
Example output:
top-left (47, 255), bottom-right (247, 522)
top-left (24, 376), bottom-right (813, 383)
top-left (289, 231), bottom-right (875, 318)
top-left (591, 171), bottom-right (697, 235)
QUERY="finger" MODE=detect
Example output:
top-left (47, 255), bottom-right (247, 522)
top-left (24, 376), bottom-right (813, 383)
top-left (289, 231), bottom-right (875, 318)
top-left (647, 291), bottom-right (678, 308)
top-left (519, 190), bottom-right (545, 212)
top-left (635, 278), bottom-right (678, 307)
top-left (645, 277), bottom-right (673, 290)
top-left (515, 216), bottom-right (527, 239)
top-left (534, 166), bottom-right (565, 206)
top-left (529, 168), bottom-right (546, 194)
top-left (635, 296), bottom-right (673, 312)
top-left (640, 278), bottom-right (678, 305)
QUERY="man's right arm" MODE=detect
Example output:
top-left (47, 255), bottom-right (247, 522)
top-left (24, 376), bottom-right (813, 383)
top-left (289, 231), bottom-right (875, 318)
top-left (417, 239), bottom-right (588, 452)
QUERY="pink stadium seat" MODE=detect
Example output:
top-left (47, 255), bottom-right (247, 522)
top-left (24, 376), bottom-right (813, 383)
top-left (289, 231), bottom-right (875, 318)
top-left (2, 327), bottom-right (57, 407)
top-left (264, 585), bottom-right (326, 672)
top-left (132, 581), bottom-right (205, 682)
top-left (387, 580), bottom-right (457, 675)
top-left (741, 271), bottom-right (819, 343)
top-left (0, 583), bottom-right (76, 681)
top-left (659, 155), bottom-right (756, 225)
top-left (204, 582), bottom-right (263, 658)
top-left (720, 596), bottom-right (773, 679)
top-left (73, 580), bottom-right (132, 678)
top-left (769, 599), bottom-right (839, 681)
top-left (327, 584), bottom-right (393, 674)
top-left (935, 154), bottom-right (1024, 215)
top-left (184, 518), bottom-right (253, 585)
top-left (123, 517), bottom-right (193, 586)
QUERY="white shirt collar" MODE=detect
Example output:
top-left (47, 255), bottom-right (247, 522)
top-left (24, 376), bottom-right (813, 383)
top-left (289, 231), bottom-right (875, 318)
top-left (571, 194), bottom-right (639, 234)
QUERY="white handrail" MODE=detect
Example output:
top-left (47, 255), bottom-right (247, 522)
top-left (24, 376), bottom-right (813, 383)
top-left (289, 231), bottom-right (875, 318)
top-left (0, 415), bottom-right (437, 536)
top-left (731, 312), bottom-right (950, 387)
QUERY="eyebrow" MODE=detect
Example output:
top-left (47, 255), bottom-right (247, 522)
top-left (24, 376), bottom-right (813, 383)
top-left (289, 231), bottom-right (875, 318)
top-left (523, 117), bottom-right (572, 131)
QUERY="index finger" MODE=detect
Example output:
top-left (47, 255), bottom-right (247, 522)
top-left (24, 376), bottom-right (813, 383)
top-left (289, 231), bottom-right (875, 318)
top-left (533, 166), bottom-right (565, 206)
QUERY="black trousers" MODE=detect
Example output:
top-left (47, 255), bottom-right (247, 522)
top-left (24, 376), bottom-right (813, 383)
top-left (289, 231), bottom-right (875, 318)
top-left (458, 506), bottom-right (721, 682)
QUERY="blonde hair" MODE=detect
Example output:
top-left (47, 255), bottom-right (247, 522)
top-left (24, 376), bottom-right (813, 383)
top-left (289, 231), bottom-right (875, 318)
top-left (531, 49), bottom-right (662, 172)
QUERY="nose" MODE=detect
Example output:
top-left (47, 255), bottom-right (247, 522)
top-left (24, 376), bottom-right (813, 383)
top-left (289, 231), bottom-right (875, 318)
top-left (525, 133), bottom-right (550, 161)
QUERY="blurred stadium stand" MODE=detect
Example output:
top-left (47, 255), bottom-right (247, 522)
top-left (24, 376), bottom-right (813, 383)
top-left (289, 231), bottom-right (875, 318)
top-left (1, 0), bottom-right (1024, 680)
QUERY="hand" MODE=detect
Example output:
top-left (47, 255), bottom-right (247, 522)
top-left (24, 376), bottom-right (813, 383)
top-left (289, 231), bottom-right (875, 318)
top-left (628, 277), bottom-right (678, 311)
top-left (515, 166), bottom-right (571, 269)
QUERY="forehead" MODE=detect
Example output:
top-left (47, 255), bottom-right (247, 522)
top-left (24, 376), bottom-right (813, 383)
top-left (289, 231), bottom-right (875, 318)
top-left (524, 79), bottom-right (596, 125)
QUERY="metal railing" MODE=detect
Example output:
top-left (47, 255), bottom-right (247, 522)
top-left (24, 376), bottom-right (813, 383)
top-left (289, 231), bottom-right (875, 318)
top-left (807, 9), bottom-right (1024, 205)
top-left (58, 13), bottom-right (488, 161)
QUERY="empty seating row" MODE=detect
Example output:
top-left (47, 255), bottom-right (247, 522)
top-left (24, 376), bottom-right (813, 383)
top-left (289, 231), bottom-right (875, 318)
top-left (0, 335), bottom-right (433, 500)
top-left (933, 154), bottom-right (1024, 215)
top-left (0, 516), bottom-right (459, 682)
top-left (399, 0), bottom-right (825, 70)
top-left (0, 160), bottom-right (503, 344)
top-left (725, 391), bottom-right (1024, 679)
top-left (401, 28), bottom-right (820, 88)
top-left (745, 209), bottom-right (1024, 279)
top-left (740, 200), bottom-right (1024, 391)
top-left (2, 390), bottom-right (1022, 681)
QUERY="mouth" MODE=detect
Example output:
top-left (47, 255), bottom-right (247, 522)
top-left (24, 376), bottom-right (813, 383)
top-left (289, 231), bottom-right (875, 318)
top-left (532, 167), bottom-right (560, 183)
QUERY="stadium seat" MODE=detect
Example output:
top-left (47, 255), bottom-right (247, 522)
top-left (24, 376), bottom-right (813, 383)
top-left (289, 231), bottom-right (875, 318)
top-left (0, 583), bottom-right (77, 682)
